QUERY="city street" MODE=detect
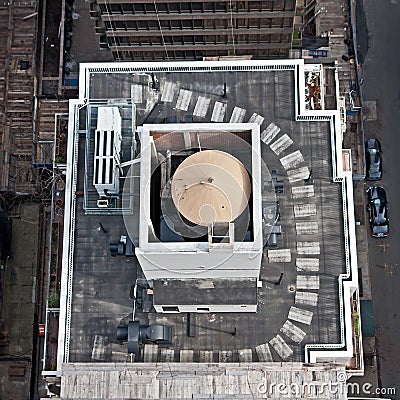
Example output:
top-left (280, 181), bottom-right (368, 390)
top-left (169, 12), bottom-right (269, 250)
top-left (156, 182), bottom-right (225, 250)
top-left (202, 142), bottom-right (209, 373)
top-left (357, 0), bottom-right (400, 396)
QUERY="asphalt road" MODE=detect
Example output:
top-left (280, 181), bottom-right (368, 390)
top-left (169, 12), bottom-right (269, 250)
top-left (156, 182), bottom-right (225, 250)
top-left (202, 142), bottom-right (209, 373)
top-left (357, 0), bottom-right (400, 396)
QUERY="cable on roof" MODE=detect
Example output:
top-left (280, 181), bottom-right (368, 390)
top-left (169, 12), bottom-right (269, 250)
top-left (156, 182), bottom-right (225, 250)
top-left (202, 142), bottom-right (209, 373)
top-left (229, 0), bottom-right (237, 56)
top-left (153, 0), bottom-right (170, 61)
top-left (103, 0), bottom-right (121, 61)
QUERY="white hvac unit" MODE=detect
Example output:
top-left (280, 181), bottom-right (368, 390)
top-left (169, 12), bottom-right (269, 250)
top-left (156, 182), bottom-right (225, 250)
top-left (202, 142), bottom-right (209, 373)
top-left (93, 107), bottom-right (122, 196)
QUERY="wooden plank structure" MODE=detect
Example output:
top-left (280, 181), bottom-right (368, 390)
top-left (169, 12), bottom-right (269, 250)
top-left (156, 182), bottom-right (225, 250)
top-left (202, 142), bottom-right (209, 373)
top-left (0, 0), bottom-right (70, 193)
top-left (0, 0), bottom-right (38, 192)
top-left (33, 99), bottom-right (69, 167)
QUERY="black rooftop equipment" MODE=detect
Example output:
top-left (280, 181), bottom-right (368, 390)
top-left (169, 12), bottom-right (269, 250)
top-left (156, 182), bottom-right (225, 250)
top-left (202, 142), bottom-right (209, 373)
top-left (117, 321), bottom-right (172, 357)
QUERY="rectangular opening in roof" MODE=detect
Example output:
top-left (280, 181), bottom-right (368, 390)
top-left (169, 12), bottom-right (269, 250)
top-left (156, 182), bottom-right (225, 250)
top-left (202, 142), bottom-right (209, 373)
top-left (162, 306), bottom-right (179, 312)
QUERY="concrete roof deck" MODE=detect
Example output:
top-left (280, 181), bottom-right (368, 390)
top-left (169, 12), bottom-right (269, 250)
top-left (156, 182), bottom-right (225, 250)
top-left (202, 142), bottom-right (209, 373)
top-left (66, 63), bottom-right (348, 364)
top-left (69, 199), bottom-right (139, 362)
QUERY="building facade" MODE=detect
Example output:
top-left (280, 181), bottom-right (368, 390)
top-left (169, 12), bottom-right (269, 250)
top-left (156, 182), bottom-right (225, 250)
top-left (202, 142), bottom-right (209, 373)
top-left (86, 0), bottom-right (315, 60)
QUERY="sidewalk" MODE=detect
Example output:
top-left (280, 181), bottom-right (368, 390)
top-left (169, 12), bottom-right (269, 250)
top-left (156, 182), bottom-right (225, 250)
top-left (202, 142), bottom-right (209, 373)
top-left (316, 0), bottom-right (371, 297)
top-left (316, 0), bottom-right (364, 174)
top-left (316, 0), bottom-right (378, 389)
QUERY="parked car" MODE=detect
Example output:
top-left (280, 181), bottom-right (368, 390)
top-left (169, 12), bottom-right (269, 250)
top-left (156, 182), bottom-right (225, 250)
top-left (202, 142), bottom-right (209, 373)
top-left (365, 138), bottom-right (382, 180)
top-left (367, 186), bottom-right (389, 237)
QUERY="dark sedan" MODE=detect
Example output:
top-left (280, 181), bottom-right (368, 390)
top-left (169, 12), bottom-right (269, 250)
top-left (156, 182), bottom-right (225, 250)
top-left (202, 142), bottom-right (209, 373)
top-left (367, 186), bottom-right (389, 238)
top-left (365, 138), bottom-right (382, 180)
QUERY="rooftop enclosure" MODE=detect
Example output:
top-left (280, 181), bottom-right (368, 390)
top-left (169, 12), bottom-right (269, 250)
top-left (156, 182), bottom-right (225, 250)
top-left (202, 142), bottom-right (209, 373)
top-left (152, 278), bottom-right (258, 313)
top-left (134, 123), bottom-right (263, 280)
top-left (55, 61), bottom-right (361, 376)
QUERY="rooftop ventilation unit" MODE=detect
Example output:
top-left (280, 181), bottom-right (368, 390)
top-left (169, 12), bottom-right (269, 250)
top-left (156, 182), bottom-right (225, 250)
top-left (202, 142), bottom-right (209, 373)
top-left (93, 107), bottom-right (122, 196)
top-left (117, 321), bottom-right (172, 357)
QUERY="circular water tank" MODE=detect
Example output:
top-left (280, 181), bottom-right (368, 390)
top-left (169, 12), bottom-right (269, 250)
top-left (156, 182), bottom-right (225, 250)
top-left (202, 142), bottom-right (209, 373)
top-left (171, 150), bottom-right (251, 226)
